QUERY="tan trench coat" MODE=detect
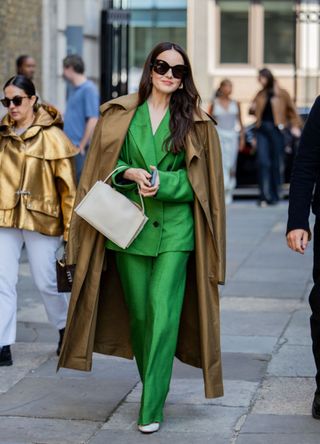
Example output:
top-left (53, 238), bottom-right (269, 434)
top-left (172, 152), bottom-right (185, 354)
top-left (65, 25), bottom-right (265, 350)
top-left (58, 93), bottom-right (226, 398)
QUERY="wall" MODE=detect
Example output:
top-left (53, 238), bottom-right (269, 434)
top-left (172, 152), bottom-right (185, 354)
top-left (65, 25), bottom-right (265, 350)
top-left (0, 0), bottom-right (42, 93)
top-left (42, 0), bottom-right (102, 112)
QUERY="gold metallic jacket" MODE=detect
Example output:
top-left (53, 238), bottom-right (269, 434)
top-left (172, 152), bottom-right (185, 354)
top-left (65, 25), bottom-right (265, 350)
top-left (0, 105), bottom-right (77, 240)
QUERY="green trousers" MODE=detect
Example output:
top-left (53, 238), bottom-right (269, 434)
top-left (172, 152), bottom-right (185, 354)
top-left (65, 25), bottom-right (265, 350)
top-left (115, 251), bottom-right (190, 425)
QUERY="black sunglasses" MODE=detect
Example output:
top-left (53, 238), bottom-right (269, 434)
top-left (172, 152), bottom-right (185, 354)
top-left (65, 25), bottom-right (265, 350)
top-left (1, 95), bottom-right (30, 107)
top-left (151, 59), bottom-right (188, 80)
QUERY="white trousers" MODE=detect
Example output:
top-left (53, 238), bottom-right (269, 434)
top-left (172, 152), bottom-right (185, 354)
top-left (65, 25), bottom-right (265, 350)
top-left (217, 128), bottom-right (239, 204)
top-left (0, 228), bottom-right (68, 346)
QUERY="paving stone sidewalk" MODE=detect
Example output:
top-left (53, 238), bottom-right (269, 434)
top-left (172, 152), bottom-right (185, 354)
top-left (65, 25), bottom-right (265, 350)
top-left (0, 201), bottom-right (319, 443)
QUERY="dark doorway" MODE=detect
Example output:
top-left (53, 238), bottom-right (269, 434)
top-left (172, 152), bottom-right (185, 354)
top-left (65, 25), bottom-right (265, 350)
top-left (100, 1), bottom-right (130, 103)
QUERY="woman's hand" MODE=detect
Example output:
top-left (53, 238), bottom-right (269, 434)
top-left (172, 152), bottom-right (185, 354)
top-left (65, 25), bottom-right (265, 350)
top-left (142, 165), bottom-right (160, 197)
top-left (239, 132), bottom-right (246, 152)
top-left (76, 143), bottom-right (86, 156)
top-left (123, 167), bottom-right (159, 197)
top-left (287, 229), bottom-right (309, 254)
top-left (291, 126), bottom-right (301, 138)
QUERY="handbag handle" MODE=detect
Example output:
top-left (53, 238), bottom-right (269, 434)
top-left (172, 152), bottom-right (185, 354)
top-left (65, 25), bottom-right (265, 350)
top-left (103, 166), bottom-right (146, 215)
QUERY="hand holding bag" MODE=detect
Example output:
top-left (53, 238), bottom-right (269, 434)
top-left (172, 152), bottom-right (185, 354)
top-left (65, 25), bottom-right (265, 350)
top-left (74, 166), bottom-right (148, 249)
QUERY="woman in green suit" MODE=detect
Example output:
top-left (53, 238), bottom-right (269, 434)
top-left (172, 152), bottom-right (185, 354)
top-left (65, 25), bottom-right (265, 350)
top-left (106, 42), bottom-right (204, 433)
top-left (106, 46), bottom-right (195, 433)
top-left (59, 41), bottom-right (225, 435)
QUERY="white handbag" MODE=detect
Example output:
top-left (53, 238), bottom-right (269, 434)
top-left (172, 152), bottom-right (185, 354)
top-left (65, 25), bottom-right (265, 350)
top-left (74, 166), bottom-right (148, 249)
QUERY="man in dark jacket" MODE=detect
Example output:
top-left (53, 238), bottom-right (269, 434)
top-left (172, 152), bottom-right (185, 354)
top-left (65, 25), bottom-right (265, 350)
top-left (287, 96), bottom-right (320, 420)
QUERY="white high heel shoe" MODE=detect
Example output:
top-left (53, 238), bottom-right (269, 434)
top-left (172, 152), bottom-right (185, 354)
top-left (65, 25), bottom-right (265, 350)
top-left (138, 422), bottom-right (160, 434)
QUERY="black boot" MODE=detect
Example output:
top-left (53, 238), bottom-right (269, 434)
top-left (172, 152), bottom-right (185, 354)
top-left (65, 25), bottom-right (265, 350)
top-left (56, 328), bottom-right (65, 356)
top-left (312, 393), bottom-right (320, 419)
top-left (0, 345), bottom-right (13, 366)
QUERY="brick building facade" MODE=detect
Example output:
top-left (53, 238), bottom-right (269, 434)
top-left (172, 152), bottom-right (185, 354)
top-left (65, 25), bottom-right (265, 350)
top-left (0, 0), bottom-right (42, 94)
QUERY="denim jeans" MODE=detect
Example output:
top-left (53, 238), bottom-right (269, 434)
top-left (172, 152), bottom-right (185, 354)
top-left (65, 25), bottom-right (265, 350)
top-left (256, 122), bottom-right (284, 202)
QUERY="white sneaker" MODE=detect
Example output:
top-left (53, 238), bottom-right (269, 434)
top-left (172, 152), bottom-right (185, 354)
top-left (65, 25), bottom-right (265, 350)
top-left (138, 422), bottom-right (160, 434)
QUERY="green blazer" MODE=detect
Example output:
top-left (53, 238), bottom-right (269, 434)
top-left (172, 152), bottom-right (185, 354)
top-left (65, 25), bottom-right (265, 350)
top-left (106, 101), bottom-right (194, 256)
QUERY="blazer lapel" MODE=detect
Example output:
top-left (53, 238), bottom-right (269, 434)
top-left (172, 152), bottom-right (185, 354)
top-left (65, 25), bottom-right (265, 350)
top-left (154, 108), bottom-right (170, 166)
top-left (129, 102), bottom-right (157, 169)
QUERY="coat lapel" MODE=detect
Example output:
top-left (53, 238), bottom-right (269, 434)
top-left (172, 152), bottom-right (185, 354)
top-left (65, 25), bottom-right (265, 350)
top-left (185, 126), bottom-right (214, 236)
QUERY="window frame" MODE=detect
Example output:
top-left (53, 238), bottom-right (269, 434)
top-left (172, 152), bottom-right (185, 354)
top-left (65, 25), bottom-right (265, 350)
top-left (215, 0), bottom-right (253, 69)
top-left (263, 0), bottom-right (296, 67)
top-left (212, 0), bottom-right (296, 73)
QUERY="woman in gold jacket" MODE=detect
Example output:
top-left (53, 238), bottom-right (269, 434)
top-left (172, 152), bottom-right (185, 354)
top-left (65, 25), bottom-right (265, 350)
top-left (0, 75), bottom-right (77, 367)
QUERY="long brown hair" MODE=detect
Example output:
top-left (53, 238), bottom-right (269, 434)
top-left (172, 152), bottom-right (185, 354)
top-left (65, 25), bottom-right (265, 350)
top-left (259, 68), bottom-right (275, 95)
top-left (138, 42), bottom-right (201, 153)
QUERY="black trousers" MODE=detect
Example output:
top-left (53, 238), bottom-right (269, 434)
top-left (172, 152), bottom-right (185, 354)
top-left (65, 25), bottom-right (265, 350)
top-left (310, 218), bottom-right (320, 393)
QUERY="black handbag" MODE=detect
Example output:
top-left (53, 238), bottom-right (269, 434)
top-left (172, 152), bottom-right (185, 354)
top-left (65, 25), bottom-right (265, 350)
top-left (56, 246), bottom-right (76, 293)
top-left (56, 252), bottom-right (75, 293)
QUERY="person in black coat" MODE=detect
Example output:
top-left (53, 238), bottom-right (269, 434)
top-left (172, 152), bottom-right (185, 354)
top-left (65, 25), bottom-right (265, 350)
top-left (287, 96), bottom-right (320, 420)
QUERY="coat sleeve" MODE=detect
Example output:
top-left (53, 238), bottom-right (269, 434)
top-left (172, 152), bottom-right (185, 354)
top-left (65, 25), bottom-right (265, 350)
top-left (283, 90), bottom-right (302, 128)
top-left (204, 121), bottom-right (226, 284)
top-left (66, 117), bottom-right (104, 264)
top-left (287, 96), bottom-right (320, 234)
top-left (55, 157), bottom-right (77, 241)
top-left (111, 137), bottom-right (136, 191)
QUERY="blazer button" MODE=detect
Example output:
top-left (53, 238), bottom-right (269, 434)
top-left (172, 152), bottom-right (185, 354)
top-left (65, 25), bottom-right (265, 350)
top-left (153, 221), bottom-right (160, 228)
top-left (167, 165), bottom-right (172, 171)
top-left (129, 159), bottom-right (133, 165)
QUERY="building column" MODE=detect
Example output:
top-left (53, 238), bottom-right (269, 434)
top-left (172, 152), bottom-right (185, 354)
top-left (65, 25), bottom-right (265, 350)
top-left (42, 0), bottom-right (67, 111)
top-left (296, 1), bottom-right (320, 106)
top-left (187, 0), bottom-right (212, 104)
